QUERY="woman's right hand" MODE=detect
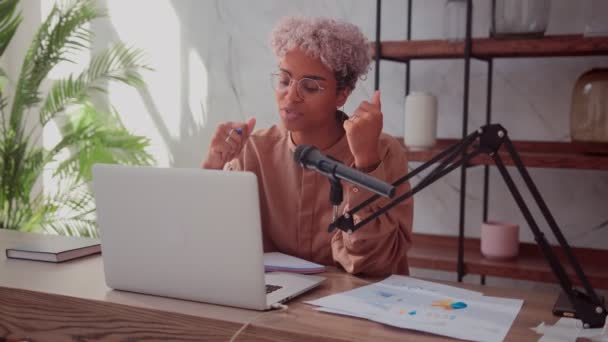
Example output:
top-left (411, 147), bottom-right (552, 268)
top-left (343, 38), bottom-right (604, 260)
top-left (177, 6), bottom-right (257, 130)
top-left (201, 118), bottom-right (256, 169)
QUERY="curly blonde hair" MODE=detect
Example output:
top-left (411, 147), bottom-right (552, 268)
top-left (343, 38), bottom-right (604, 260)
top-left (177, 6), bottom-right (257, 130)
top-left (270, 16), bottom-right (371, 91)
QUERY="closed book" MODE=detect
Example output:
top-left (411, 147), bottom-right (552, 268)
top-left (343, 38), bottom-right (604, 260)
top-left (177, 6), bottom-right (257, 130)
top-left (6, 236), bottom-right (101, 263)
top-left (263, 252), bottom-right (325, 274)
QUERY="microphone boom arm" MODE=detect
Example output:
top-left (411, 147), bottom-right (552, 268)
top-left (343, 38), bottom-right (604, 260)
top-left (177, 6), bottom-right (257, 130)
top-left (327, 123), bottom-right (606, 328)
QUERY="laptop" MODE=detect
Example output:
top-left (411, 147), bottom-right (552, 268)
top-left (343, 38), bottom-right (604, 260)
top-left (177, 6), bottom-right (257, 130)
top-left (92, 164), bottom-right (325, 310)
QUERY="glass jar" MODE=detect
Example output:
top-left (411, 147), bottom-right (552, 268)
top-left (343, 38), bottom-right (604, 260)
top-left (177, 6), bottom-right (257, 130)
top-left (490, 0), bottom-right (551, 38)
top-left (583, 0), bottom-right (608, 37)
top-left (570, 69), bottom-right (608, 143)
top-left (443, 0), bottom-right (468, 42)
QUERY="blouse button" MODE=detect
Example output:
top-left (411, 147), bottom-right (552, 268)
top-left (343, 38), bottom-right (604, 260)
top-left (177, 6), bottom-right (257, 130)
top-left (352, 187), bottom-right (359, 193)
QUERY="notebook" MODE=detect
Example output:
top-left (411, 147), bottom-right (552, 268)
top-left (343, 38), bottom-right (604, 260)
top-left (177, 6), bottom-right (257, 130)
top-left (264, 252), bottom-right (326, 274)
top-left (6, 235), bottom-right (101, 263)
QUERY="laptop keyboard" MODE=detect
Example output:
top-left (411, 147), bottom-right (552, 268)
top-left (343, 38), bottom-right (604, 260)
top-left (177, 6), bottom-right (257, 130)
top-left (266, 284), bottom-right (283, 294)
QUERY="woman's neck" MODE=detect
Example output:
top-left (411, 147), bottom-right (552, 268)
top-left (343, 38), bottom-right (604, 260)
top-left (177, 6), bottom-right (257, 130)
top-left (291, 120), bottom-right (344, 150)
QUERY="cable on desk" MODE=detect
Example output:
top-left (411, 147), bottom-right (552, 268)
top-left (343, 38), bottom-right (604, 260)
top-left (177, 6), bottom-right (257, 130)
top-left (229, 303), bottom-right (288, 342)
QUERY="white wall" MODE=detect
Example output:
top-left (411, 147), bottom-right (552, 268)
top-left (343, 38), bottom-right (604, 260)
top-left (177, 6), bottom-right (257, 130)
top-left (5, 1), bottom-right (607, 254)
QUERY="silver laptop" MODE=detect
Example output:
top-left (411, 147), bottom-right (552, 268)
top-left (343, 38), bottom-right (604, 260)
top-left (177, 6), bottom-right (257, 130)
top-left (92, 164), bottom-right (325, 310)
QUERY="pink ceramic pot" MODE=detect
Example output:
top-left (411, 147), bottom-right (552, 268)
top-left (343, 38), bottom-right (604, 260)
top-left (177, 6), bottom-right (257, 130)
top-left (481, 221), bottom-right (520, 260)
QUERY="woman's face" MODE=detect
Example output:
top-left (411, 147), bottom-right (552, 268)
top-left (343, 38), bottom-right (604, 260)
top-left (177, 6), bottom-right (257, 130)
top-left (274, 48), bottom-right (349, 133)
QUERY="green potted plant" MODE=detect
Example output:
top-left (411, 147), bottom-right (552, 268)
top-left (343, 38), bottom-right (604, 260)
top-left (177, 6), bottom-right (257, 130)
top-left (0, 0), bottom-right (154, 237)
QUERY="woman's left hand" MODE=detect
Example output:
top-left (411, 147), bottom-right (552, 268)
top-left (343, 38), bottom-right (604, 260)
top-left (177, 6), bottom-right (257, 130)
top-left (343, 90), bottom-right (383, 171)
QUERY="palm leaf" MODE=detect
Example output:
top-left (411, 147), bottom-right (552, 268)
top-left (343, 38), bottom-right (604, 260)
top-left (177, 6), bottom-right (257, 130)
top-left (10, 0), bottom-right (101, 129)
top-left (1, 181), bottom-right (45, 231)
top-left (0, 67), bottom-right (7, 93)
top-left (0, 0), bottom-right (22, 58)
top-left (40, 178), bottom-right (97, 237)
top-left (0, 83), bottom-right (7, 116)
top-left (51, 103), bottom-right (153, 182)
top-left (40, 43), bottom-right (150, 126)
top-left (16, 203), bottom-right (51, 233)
top-left (1, 68), bottom-right (8, 135)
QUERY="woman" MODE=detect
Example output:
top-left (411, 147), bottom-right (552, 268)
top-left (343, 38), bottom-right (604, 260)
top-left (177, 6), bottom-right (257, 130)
top-left (202, 16), bottom-right (412, 276)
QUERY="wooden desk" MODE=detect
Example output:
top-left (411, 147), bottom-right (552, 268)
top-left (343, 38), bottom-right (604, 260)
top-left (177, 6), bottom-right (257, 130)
top-left (0, 230), bottom-right (560, 341)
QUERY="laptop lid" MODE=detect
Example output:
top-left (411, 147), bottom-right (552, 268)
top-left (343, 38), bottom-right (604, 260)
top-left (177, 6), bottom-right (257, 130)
top-left (92, 164), bottom-right (268, 310)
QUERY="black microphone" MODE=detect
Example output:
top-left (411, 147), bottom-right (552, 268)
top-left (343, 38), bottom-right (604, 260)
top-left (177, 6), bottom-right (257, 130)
top-left (293, 144), bottom-right (395, 198)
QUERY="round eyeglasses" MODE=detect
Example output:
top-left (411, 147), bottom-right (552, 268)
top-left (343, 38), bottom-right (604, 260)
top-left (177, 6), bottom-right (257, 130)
top-left (270, 71), bottom-right (326, 100)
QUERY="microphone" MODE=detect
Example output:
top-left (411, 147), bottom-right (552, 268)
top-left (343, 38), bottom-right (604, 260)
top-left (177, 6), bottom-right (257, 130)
top-left (293, 145), bottom-right (395, 198)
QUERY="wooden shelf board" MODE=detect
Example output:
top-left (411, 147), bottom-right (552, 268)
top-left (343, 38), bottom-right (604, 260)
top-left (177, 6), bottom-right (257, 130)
top-left (409, 233), bottom-right (608, 289)
top-left (401, 138), bottom-right (608, 170)
top-left (377, 35), bottom-right (608, 61)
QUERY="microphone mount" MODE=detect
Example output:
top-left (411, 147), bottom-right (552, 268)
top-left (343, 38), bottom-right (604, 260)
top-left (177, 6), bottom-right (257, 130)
top-left (297, 123), bottom-right (606, 329)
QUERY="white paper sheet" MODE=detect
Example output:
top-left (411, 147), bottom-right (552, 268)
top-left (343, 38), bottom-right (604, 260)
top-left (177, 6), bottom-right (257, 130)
top-left (533, 317), bottom-right (608, 342)
top-left (306, 275), bottom-right (523, 342)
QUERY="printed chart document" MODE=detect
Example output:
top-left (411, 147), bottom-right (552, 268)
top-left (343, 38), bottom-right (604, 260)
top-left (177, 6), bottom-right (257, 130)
top-left (306, 275), bottom-right (523, 342)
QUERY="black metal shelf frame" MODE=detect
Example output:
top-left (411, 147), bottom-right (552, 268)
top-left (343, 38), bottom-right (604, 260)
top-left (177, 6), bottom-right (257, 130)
top-left (373, 0), bottom-right (501, 283)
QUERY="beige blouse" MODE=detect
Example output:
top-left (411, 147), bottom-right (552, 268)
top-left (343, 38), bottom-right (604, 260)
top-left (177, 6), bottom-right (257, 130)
top-left (225, 125), bottom-right (413, 276)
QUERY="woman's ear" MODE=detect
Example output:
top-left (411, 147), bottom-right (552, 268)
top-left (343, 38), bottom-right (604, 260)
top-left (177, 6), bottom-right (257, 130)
top-left (336, 87), bottom-right (352, 108)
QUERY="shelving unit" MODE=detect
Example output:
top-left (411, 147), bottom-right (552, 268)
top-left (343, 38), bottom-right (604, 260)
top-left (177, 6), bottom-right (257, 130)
top-left (373, 0), bottom-right (608, 285)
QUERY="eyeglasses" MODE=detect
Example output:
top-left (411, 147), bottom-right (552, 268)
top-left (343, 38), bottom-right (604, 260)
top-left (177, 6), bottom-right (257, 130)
top-left (270, 71), bottom-right (326, 100)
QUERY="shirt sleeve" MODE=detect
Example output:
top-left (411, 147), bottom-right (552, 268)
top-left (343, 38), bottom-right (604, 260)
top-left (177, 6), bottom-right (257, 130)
top-left (330, 138), bottom-right (413, 276)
